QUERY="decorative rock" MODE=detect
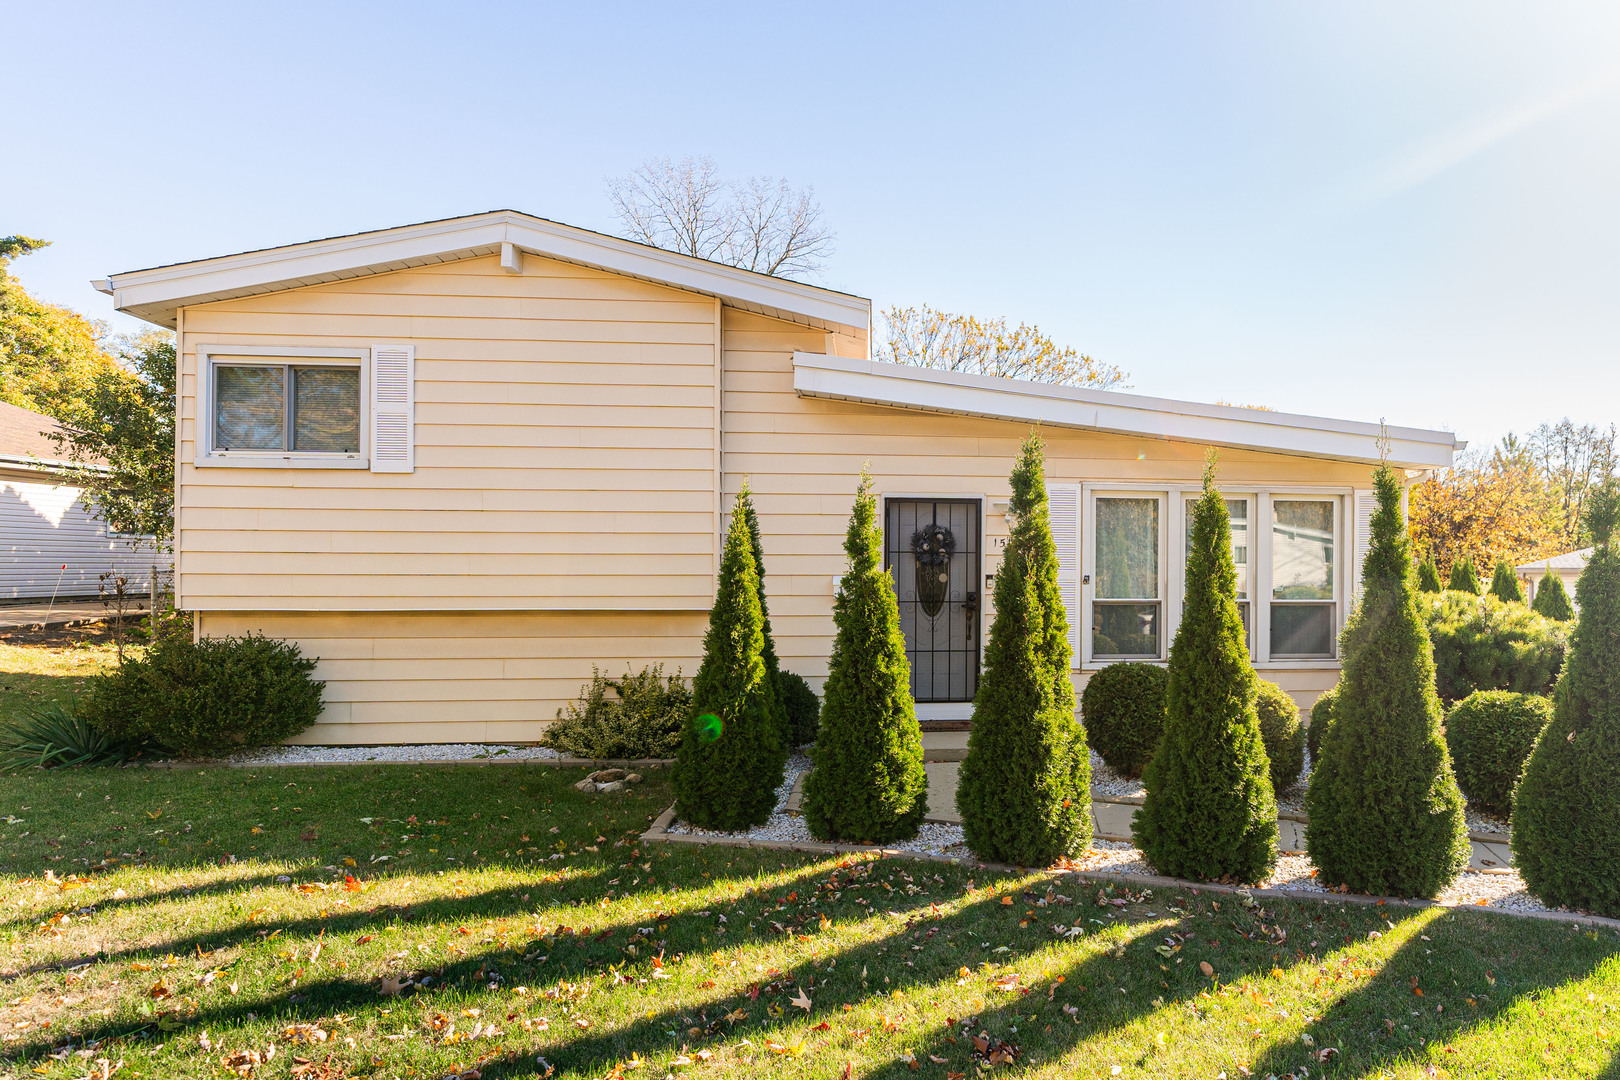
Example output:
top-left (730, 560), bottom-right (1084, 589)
top-left (626, 773), bottom-right (643, 783)
top-left (596, 780), bottom-right (627, 793)
top-left (588, 769), bottom-right (628, 783)
top-left (573, 778), bottom-right (598, 793)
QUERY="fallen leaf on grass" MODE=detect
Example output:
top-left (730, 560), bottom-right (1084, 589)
top-left (1199, 961), bottom-right (1215, 978)
top-left (790, 988), bottom-right (813, 1012)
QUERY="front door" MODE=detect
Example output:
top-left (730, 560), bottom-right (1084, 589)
top-left (884, 498), bottom-right (981, 703)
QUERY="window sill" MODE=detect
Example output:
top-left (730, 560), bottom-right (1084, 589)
top-left (195, 453), bottom-right (369, 470)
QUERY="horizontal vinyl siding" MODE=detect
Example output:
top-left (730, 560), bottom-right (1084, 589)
top-left (0, 468), bottom-right (168, 600)
top-left (200, 611), bottom-right (707, 744)
top-left (176, 255), bottom-right (719, 611)
top-left (718, 308), bottom-right (1372, 693)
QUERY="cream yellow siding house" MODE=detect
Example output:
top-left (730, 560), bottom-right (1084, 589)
top-left (97, 211), bottom-right (1462, 746)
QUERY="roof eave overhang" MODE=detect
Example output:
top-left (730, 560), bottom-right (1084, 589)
top-left (104, 211), bottom-right (870, 334)
top-left (793, 353), bottom-right (1462, 470)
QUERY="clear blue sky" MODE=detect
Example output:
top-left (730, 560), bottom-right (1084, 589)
top-left (8, 1), bottom-right (1619, 451)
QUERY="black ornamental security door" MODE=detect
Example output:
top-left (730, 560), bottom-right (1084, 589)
top-left (884, 499), bottom-right (981, 703)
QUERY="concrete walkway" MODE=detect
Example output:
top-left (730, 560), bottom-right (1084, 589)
top-left (0, 601), bottom-right (147, 630)
top-left (790, 759), bottom-right (1515, 874)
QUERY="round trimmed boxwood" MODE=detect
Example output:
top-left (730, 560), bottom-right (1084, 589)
top-left (1080, 662), bottom-right (1167, 779)
top-left (1306, 683), bottom-right (1338, 767)
top-left (776, 670), bottom-right (820, 747)
top-left (81, 630), bottom-right (324, 757)
top-left (1257, 679), bottom-right (1305, 797)
top-left (1445, 690), bottom-right (1551, 814)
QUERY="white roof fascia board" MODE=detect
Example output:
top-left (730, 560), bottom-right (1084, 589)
top-left (793, 353), bottom-right (1462, 469)
top-left (0, 453), bottom-right (109, 475)
top-left (104, 211), bottom-right (869, 333)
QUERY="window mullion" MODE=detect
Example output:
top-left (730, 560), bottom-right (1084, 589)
top-left (283, 365), bottom-right (294, 452)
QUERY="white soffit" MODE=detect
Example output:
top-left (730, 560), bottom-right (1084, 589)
top-left (793, 353), bottom-right (1463, 469)
top-left (100, 211), bottom-right (870, 334)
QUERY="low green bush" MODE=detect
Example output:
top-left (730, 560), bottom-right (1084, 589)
top-left (1425, 591), bottom-right (1567, 703)
top-left (776, 670), bottom-right (820, 747)
top-left (0, 702), bottom-right (139, 772)
top-left (544, 665), bottom-right (692, 760)
top-left (81, 632), bottom-right (323, 757)
top-left (1306, 684), bottom-right (1337, 766)
top-left (1444, 690), bottom-right (1552, 814)
top-left (1080, 662), bottom-right (1167, 779)
top-left (1256, 679), bottom-right (1305, 796)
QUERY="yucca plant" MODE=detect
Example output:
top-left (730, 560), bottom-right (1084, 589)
top-left (0, 703), bottom-right (139, 772)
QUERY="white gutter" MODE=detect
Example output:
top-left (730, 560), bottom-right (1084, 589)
top-left (792, 353), bottom-right (1463, 470)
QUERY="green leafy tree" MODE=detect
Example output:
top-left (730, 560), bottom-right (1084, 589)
top-left (47, 331), bottom-right (176, 543)
top-left (671, 493), bottom-right (786, 830)
top-left (1489, 560), bottom-right (1525, 603)
top-left (1447, 556), bottom-right (1482, 595)
top-left (1306, 464), bottom-right (1470, 898)
top-left (1133, 455), bottom-right (1277, 883)
top-left (735, 481), bottom-right (791, 758)
top-left (958, 433), bottom-right (1090, 864)
top-left (1416, 554), bottom-right (1443, 593)
top-left (801, 469), bottom-right (928, 842)
top-left (1530, 569), bottom-right (1575, 622)
top-left (0, 237), bottom-right (123, 424)
top-left (1511, 483), bottom-right (1620, 915)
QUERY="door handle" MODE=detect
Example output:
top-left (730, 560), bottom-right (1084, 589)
top-left (960, 590), bottom-right (978, 641)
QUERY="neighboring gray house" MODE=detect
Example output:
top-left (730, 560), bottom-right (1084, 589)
top-left (0, 402), bottom-right (167, 601)
top-left (1518, 548), bottom-right (1590, 612)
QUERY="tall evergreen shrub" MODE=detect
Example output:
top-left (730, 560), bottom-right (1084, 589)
top-left (1133, 456), bottom-right (1277, 883)
top-left (1489, 560), bottom-right (1525, 603)
top-left (1305, 464), bottom-right (1470, 898)
top-left (1416, 555), bottom-right (1443, 594)
top-left (671, 494), bottom-right (786, 830)
top-left (736, 482), bottom-right (793, 757)
top-left (1531, 568), bottom-right (1575, 622)
top-left (1511, 484), bottom-right (1620, 915)
top-left (958, 433), bottom-right (1091, 865)
top-left (801, 470), bottom-right (928, 843)
top-left (1447, 556), bottom-right (1482, 595)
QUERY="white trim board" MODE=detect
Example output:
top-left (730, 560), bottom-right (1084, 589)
top-left (100, 211), bottom-right (871, 335)
top-left (792, 353), bottom-right (1463, 469)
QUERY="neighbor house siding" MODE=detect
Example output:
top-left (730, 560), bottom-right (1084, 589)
top-left (0, 465), bottom-right (165, 601)
top-left (718, 308), bottom-right (1369, 708)
top-left (174, 254), bottom-right (720, 612)
top-left (199, 610), bottom-right (708, 745)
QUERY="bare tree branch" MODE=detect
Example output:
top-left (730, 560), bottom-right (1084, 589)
top-left (875, 304), bottom-right (1127, 389)
top-left (606, 158), bottom-right (834, 279)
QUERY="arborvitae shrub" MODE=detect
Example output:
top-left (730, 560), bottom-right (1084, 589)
top-left (82, 633), bottom-right (324, 756)
top-left (1512, 484), bottom-right (1620, 915)
top-left (1133, 456), bottom-right (1277, 883)
top-left (958, 433), bottom-right (1091, 864)
top-left (1417, 555), bottom-right (1443, 594)
top-left (1489, 561), bottom-right (1525, 603)
top-left (1080, 663), bottom-right (1167, 780)
top-left (542, 665), bottom-right (692, 760)
top-left (1444, 691), bottom-right (1551, 814)
top-left (1256, 680), bottom-right (1305, 797)
top-left (1531, 569), bottom-right (1575, 622)
top-left (671, 496), bottom-right (786, 830)
top-left (737, 482), bottom-right (792, 759)
top-left (776, 670), bottom-right (820, 747)
top-left (1306, 684), bottom-right (1338, 767)
top-left (800, 470), bottom-right (928, 843)
top-left (1425, 591), bottom-right (1566, 703)
top-left (1447, 557), bottom-right (1482, 595)
top-left (1305, 464), bottom-right (1470, 898)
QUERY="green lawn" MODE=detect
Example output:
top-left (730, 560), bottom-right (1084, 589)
top-left (0, 633), bottom-right (125, 724)
top-left (0, 761), bottom-right (1614, 1080)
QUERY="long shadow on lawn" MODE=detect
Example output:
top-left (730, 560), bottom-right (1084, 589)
top-left (1245, 906), bottom-right (1619, 1080)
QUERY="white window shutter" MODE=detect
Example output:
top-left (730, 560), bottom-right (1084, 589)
top-left (370, 345), bottom-right (415, 473)
top-left (1047, 484), bottom-right (1081, 662)
top-left (1351, 489), bottom-right (1376, 602)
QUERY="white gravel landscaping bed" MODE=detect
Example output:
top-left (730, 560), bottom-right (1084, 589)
top-left (220, 743), bottom-right (564, 766)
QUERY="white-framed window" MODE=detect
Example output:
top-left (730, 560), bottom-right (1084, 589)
top-left (1088, 492), bottom-right (1166, 660)
top-left (1268, 497), bottom-right (1337, 658)
top-left (194, 344), bottom-right (415, 472)
top-left (1057, 482), bottom-right (1361, 669)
